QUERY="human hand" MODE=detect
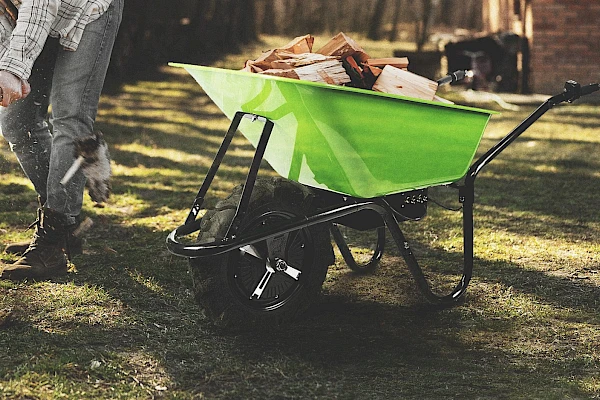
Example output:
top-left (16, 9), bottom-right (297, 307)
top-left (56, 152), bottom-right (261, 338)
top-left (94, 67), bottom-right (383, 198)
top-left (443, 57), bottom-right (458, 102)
top-left (0, 71), bottom-right (31, 107)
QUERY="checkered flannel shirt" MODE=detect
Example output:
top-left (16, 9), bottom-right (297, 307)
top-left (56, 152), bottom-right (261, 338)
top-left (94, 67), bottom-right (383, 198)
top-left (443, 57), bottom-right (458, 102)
top-left (0, 0), bottom-right (114, 80)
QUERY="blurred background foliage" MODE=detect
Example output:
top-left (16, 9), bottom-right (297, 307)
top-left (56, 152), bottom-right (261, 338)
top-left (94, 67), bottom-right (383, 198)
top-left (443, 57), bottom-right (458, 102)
top-left (108, 0), bottom-right (483, 82)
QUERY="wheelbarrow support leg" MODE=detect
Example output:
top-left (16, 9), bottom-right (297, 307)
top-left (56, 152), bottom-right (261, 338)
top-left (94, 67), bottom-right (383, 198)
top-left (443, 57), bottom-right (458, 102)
top-left (379, 189), bottom-right (473, 305)
top-left (330, 224), bottom-right (385, 273)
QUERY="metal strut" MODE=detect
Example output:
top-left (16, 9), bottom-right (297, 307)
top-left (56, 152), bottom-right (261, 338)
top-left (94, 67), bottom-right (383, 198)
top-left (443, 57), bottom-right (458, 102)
top-left (181, 111), bottom-right (273, 234)
top-left (330, 224), bottom-right (386, 273)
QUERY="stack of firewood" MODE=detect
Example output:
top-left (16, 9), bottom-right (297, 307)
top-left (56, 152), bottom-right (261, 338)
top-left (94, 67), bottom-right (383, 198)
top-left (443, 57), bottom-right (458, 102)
top-left (243, 34), bottom-right (351, 85)
top-left (243, 32), bottom-right (448, 102)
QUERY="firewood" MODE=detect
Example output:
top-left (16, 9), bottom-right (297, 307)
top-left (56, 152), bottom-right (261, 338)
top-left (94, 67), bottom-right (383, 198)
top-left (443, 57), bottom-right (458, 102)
top-left (259, 68), bottom-right (300, 79)
top-left (316, 32), bottom-right (370, 63)
top-left (344, 56), bottom-right (362, 75)
top-left (244, 49), bottom-right (282, 71)
top-left (362, 64), bottom-right (383, 78)
top-left (242, 63), bottom-right (264, 73)
top-left (279, 34), bottom-right (315, 54)
top-left (260, 59), bottom-right (350, 85)
top-left (270, 53), bottom-right (337, 69)
top-left (253, 49), bottom-right (281, 66)
top-left (245, 35), bottom-right (315, 71)
top-left (295, 60), bottom-right (351, 85)
top-left (372, 65), bottom-right (438, 100)
top-left (244, 33), bottom-right (445, 100)
top-left (365, 57), bottom-right (409, 69)
top-left (246, 49), bottom-right (332, 71)
top-left (342, 56), bottom-right (367, 88)
top-left (362, 64), bottom-right (383, 89)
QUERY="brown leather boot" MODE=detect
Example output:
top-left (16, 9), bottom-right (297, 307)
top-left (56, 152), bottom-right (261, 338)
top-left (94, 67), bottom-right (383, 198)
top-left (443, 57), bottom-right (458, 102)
top-left (1, 208), bottom-right (70, 281)
top-left (4, 218), bottom-right (83, 257)
top-left (4, 198), bottom-right (84, 257)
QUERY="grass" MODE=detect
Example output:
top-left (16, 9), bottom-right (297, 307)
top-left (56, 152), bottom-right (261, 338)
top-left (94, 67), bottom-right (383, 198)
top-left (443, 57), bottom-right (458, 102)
top-left (1, 34), bottom-right (599, 399)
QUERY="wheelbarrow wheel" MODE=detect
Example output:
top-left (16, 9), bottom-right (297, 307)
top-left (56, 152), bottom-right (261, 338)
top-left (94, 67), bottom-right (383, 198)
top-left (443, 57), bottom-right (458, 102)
top-left (189, 177), bottom-right (334, 329)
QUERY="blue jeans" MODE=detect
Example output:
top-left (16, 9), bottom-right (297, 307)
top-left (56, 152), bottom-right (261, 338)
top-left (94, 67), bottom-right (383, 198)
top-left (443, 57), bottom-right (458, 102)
top-left (0, 0), bottom-right (123, 225)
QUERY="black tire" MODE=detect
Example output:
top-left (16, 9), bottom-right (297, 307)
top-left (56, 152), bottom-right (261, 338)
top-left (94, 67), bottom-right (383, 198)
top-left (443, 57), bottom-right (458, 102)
top-left (189, 177), bottom-right (334, 329)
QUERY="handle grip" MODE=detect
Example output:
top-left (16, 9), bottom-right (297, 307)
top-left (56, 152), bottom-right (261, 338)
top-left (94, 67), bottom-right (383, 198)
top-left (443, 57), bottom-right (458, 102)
top-left (561, 81), bottom-right (600, 103)
top-left (580, 83), bottom-right (600, 97)
top-left (437, 70), bottom-right (473, 86)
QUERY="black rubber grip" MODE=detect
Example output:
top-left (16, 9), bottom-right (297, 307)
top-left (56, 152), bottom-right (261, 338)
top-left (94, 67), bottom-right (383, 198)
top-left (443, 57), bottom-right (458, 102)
top-left (580, 83), bottom-right (600, 96)
top-left (437, 70), bottom-right (469, 86)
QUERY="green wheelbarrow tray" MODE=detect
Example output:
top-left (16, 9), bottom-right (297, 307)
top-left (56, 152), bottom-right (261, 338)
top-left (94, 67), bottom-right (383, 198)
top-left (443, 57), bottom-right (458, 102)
top-left (170, 63), bottom-right (497, 198)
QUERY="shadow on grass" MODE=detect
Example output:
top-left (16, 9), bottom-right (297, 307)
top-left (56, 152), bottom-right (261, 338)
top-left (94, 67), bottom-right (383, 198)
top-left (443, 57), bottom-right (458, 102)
top-left (2, 238), bottom-right (597, 398)
top-left (1, 192), bottom-right (598, 398)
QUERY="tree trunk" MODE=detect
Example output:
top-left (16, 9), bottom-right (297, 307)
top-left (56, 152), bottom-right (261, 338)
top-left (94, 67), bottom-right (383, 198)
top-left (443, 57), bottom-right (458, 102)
top-left (415, 0), bottom-right (435, 52)
top-left (107, 0), bottom-right (258, 84)
top-left (261, 0), bottom-right (277, 34)
top-left (389, 0), bottom-right (404, 41)
top-left (367, 0), bottom-right (387, 40)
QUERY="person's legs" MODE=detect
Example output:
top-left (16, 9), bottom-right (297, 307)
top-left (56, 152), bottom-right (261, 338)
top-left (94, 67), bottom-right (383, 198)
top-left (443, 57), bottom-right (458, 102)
top-left (0, 39), bottom-right (70, 257)
top-left (46, 0), bottom-right (123, 225)
top-left (0, 39), bottom-right (59, 201)
top-left (1, 0), bottom-right (123, 280)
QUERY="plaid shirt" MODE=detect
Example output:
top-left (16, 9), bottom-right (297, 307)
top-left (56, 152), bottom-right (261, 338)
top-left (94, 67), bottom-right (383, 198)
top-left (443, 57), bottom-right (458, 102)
top-left (0, 0), bottom-right (114, 79)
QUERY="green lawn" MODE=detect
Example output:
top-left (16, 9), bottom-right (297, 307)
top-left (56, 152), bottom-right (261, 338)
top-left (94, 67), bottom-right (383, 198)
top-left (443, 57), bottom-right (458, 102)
top-left (1, 35), bottom-right (599, 399)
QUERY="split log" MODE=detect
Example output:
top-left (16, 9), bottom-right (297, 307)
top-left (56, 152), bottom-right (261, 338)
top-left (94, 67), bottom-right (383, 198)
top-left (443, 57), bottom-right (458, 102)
top-left (270, 53), bottom-right (338, 69)
top-left (372, 65), bottom-right (438, 100)
top-left (242, 64), bottom-right (264, 73)
top-left (242, 35), bottom-right (314, 72)
top-left (362, 64), bottom-right (383, 78)
top-left (316, 32), bottom-right (369, 63)
top-left (258, 68), bottom-right (300, 79)
top-left (343, 56), bottom-right (367, 88)
top-left (365, 57), bottom-right (409, 69)
top-left (243, 49), bottom-right (311, 72)
top-left (260, 59), bottom-right (350, 85)
top-left (296, 60), bottom-right (350, 85)
top-left (279, 34), bottom-right (315, 54)
top-left (362, 64), bottom-right (383, 89)
top-left (243, 49), bottom-right (284, 71)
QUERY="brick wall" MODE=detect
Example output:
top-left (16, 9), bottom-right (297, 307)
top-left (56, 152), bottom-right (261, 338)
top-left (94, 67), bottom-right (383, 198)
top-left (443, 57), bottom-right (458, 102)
top-left (529, 0), bottom-right (600, 94)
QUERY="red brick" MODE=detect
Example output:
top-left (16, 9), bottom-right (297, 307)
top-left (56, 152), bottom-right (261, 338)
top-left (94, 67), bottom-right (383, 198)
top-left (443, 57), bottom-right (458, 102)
top-left (528, 0), bottom-right (599, 93)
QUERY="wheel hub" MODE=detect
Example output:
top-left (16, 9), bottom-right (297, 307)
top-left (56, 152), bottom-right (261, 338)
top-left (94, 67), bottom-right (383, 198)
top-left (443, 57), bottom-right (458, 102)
top-left (229, 210), bottom-right (313, 311)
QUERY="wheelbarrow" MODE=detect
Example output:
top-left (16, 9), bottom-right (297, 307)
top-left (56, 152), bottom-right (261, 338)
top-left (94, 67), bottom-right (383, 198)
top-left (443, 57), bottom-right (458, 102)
top-left (166, 63), bottom-right (599, 327)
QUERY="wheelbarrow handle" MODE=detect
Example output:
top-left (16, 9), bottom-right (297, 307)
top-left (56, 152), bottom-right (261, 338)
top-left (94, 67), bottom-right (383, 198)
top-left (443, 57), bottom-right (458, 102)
top-left (465, 80), bottom-right (599, 188)
top-left (578, 82), bottom-right (600, 98)
top-left (436, 70), bottom-right (473, 86)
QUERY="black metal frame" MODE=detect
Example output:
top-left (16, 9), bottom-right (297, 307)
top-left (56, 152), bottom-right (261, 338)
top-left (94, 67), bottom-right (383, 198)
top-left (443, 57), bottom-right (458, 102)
top-left (167, 80), bottom-right (599, 305)
top-left (330, 224), bottom-right (385, 273)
